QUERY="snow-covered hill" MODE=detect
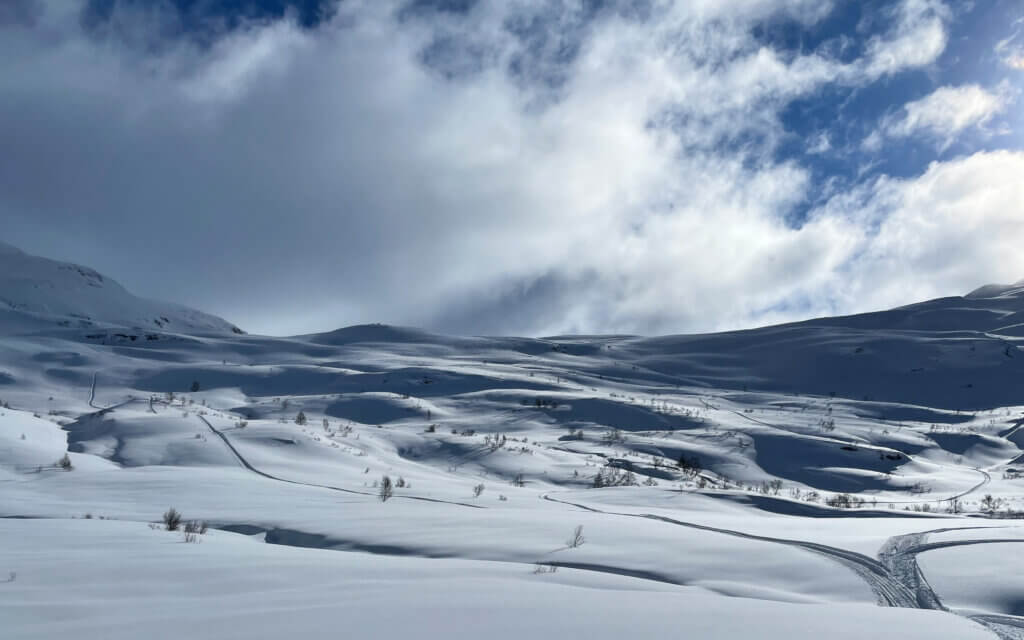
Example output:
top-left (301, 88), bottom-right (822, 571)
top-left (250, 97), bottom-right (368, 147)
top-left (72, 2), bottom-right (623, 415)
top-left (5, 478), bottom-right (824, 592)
top-left (2, 248), bottom-right (1024, 640)
top-left (619, 281), bottom-right (1024, 410)
top-left (0, 242), bottom-right (242, 335)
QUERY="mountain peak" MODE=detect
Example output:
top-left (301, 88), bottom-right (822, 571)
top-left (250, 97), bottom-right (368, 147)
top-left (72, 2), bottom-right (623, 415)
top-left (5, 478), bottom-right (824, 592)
top-left (964, 280), bottom-right (1024, 300)
top-left (0, 243), bottom-right (242, 335)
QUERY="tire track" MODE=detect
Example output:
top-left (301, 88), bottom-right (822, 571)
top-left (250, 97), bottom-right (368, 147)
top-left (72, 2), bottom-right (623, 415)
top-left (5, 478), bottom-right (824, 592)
top-left (542, 493), bottom-right (918, 607)
top-left (879, 527), bottom-right (1024, 640)
top-left (545, 492), bottom-right (1024, 639)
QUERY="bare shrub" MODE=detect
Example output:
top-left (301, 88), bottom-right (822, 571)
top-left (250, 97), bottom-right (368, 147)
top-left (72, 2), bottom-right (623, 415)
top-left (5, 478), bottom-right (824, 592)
top-left (56, 453), bottom-right (73, 471)
top-left (566, 525), bottom-right (585, 549)
top-left (981, 494), bottom-right (1005, 514)
top-left (163, 507), bottom-right (183, 531)
top-left (379, 475), bottom-right (394, 502)
top-left (602, 428), bottom-right (624, 444)
top-left (473, 483), bottom-right (485, 498)
top-left (825, 494), bottom-right (865, 509)
top-left (677, 454), bottom-right (701, 479)
top-left (182, 519), bottom-right (208, 542)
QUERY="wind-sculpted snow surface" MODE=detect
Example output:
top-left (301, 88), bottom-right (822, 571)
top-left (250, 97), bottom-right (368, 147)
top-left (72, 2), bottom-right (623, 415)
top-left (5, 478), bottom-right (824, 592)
top-left (2, 244), bottom-right (1024, 639)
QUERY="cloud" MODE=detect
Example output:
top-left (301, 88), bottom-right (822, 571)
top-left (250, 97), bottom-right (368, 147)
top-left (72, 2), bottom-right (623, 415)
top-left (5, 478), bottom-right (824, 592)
top-left (996, 21), bottom-right (1024, 70)
top-left (860, 0), bottom-right (950, 78)
top-left (869, 83), bottom-right (1012, 151)
top-left (3, 0), bottom-right (1018, 338)
top-left (824, 150), bottom-right (1024, 312)
top-left (807, 132), bottom-right (832, 154)
top-left (0, 0), bottom-right (42, 27)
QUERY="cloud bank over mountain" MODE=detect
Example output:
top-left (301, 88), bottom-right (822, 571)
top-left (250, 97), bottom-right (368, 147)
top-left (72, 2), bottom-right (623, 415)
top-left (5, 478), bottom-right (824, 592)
top-left (1, 0), bottom-right (1022, 336)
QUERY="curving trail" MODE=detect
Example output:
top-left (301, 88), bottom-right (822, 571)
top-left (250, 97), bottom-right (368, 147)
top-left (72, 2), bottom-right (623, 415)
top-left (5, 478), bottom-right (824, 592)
top-left (196, 414), bottom-right (487, 509)
top-left (542, 493), bottom-right (919, 607)
top-left (545, 491), bottom-right (1024, 640)
top-left (879, 527), bottom-right (1024, 640)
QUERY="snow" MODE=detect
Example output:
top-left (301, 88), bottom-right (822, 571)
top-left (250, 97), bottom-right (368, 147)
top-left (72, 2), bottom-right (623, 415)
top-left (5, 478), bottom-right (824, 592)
top-left (2, 242), bottom-right (1024, 639)
top-left (1, 518), bottom-right (995, 640)
top-left (0, 242), bottom-right (241, 335)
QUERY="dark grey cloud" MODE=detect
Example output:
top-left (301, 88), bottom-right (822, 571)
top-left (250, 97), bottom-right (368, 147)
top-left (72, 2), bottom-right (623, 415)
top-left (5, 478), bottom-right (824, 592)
top-left (0, 0), bottom-right (43, 27)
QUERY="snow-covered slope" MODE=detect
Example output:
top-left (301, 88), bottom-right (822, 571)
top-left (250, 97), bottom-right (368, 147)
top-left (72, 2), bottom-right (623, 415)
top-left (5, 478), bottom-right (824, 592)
top-left (3, 249), bottom-right (1024, 640)
top-left (619, 283), bottom-right (1024, 410)
top-left (0, 242), bottom-right (242, 335)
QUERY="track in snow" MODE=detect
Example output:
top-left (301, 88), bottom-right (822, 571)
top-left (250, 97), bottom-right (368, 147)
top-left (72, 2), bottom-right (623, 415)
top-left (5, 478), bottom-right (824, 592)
top-left (545, 492), bottom-right (1024, 640)
top-left (879, 527), bottom-right (1024, 640)
top-left (542, 493), bottom-right (919, 608)
top-left (196, 414), bottom-right (486, 509)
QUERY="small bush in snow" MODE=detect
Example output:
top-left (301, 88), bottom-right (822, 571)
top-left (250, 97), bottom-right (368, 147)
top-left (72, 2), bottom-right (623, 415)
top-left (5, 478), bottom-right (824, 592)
top-left (825, 494), bottom-right (865, 509)
top-left (602, 428), bottom-right (624, 443)
top-left (981, 494), bottom-right (1005, 514)
top-left (473, 483), bottom-right (485, 498)
top-left (163, 507), bottom-right (183, 531)
top-left (379, 475), bottom-right (394, 502)
top-left (56, 453), bottom-right (73, 471)
top-left (295, 411), bottom-right (307, 426)
top-left (396, 476), bottom-right (406, 488)
top-left (182, 520), bottom-right (208, 542)
top-left (566, 525), bottom-right (585, 549)
top-left (677, 454), bottom-right (701, 479)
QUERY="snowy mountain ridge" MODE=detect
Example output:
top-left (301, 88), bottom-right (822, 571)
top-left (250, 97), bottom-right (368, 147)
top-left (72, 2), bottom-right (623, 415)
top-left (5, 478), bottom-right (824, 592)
top-left (0, 241), bottom-right (242, 335)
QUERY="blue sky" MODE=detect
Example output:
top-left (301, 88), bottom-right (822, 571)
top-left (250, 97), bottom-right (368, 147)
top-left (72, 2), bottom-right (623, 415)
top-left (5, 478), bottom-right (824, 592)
top-left (1, 0), bottom-right (1023, 336)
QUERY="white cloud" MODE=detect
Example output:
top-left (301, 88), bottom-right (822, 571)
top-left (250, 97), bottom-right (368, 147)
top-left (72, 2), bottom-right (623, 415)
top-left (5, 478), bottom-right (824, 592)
top-left (807, 132), bottom-right (832, 154)
top-left (872, 83), bottom-right (1012, 150)
top-left (995, 23), bottom-right (1024, 70)
top-left (860, 0), bottom-right (950, 78)
top-left (826, 150), bottom-right (1024, 312)
top-left (3, 0), bottom-right (1016, 337)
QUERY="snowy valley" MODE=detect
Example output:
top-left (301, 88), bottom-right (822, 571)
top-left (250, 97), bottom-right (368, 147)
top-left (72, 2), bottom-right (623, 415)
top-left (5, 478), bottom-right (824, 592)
top-left (3, 244), bottom-right (1024, 639)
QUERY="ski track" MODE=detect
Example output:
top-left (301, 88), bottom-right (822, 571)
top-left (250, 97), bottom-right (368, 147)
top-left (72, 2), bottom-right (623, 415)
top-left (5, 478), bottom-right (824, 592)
top-left (545, 493), bottom-right (1024, 640)
top-left (879, 527), bottom-right (1024, 640)
top-left (195, 414), bottom-right (487, 509)
top-left (542, 493), bottom-right (919, 608)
